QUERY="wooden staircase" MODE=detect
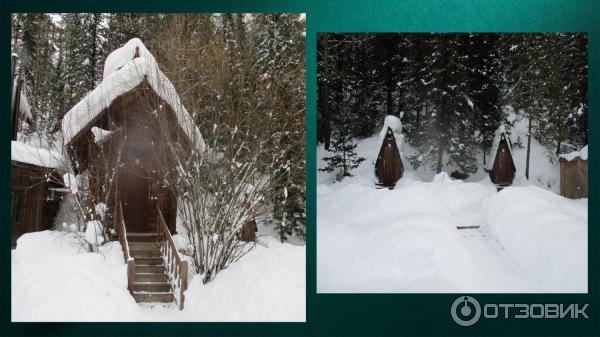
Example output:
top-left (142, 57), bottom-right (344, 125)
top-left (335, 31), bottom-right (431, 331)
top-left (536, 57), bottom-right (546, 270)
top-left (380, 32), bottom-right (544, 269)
top-left (128, 233), bottom-right (174, 303)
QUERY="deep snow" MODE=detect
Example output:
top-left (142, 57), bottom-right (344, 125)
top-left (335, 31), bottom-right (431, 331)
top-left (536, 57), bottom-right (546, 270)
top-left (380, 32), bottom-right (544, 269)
top-left (12, 231), bottom-right (305, 321)
top-left (317, 117), bottom-right (587, 293)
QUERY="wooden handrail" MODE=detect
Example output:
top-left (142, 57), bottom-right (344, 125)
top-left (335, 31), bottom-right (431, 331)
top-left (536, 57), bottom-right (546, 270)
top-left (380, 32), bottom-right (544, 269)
top-left (114, 192), bottom-right (135, 294)
top-left (156, 206), bottom-right (188, 310)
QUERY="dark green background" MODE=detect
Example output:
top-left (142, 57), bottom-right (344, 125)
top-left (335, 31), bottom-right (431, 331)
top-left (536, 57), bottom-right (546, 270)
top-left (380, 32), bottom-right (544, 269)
top-left (1, 0), bottom-right (598, 336)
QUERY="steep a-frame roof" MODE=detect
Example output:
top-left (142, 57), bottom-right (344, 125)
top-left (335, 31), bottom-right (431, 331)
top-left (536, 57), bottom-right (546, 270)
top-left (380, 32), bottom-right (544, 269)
top-left (61, 38), bottom-right (205, 152)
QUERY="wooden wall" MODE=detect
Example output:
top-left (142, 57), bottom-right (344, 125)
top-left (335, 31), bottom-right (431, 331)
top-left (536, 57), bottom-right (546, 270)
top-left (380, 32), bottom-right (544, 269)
top-left (560, 159), bottom-right (588, 199)
top-left (11, 162), bottom-right (61, 247)
top-left (69, 85), bottom-right (182, 234)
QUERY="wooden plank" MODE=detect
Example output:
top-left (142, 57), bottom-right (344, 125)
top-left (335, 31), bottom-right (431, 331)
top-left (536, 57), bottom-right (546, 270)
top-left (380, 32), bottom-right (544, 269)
top-left (456, 225), bottom-right (480, 230)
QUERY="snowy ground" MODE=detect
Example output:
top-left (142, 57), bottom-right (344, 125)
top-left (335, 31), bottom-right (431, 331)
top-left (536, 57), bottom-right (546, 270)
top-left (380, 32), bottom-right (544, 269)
top-left (317, 118), bottom-right (587, 293)
top-left (12, 231), bottom-right (305, 321)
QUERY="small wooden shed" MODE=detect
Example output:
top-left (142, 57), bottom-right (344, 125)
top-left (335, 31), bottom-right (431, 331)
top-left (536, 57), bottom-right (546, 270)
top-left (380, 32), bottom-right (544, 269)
top-left (559, 146), bottom-right (588, 199)
top-left (375, 127), bottom-right (404, 188)
top-left (11, 142), bottom-right (64, 247)
top-left (488, 132), bottom-right (515, 186)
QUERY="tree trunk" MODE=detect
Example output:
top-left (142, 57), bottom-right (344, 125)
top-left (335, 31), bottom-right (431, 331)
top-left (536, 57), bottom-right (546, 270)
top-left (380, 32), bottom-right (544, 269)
top-left (525, 115), bottom-right (532, 180)
top-left (436, 138), bottom-right (443, 173)
top-left (483, 143), bottom-right (486, 166)
top-left (556, 139), bottom-right (561, 156)
top-left (386, 74), bottom-right (393, 116)
top-left (416, 104), bottom-right (420, 131)
top-left (322, 35), bottom-right (331, 150)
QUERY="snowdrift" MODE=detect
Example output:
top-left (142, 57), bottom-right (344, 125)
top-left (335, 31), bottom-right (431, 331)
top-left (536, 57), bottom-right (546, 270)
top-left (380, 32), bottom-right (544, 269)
top-left (184, 236), bottom-right (305, 321)
top-left (317, 177), bottom-right (493, 293)
top-left (11, 231), bottom-right (305, 321)
top-left (483, 186), bottom-right (587, 292)
top-left (11, 231), bottom-right (140, 321)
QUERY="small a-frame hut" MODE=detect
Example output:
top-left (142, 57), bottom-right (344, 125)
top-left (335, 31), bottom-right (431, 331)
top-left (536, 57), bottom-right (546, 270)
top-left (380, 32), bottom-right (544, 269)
top-left (487, 130), bottom-right (515, 186)
top-left (375, 127), bottom-right (404, 188)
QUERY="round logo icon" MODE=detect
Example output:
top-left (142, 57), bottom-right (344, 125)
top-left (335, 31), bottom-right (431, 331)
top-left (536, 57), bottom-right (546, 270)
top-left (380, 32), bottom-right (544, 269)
top-left (451, 296), bottom-right (481, 326)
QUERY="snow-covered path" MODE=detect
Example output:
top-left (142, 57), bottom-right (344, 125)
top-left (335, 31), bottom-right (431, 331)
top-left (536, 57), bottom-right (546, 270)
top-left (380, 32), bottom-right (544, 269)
top-left (457, 228), bottom-right (537, 292)
top-left (317, 174), bottom-right (587, 293)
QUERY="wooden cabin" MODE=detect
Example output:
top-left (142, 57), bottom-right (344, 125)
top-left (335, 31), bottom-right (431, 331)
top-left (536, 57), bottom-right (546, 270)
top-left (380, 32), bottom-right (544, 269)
top-left (488, 133), bottom-right (516, 186)
top-left (559, 146), bottom-right (588, 199)
top-left (11, 144), bottom-right (63, 247)
top-left (375, 127), bottom-right (404, 188)
top-left (61, 39), bottom-right (205, 235)
top-left (10, 57), bottom-right (64, 247)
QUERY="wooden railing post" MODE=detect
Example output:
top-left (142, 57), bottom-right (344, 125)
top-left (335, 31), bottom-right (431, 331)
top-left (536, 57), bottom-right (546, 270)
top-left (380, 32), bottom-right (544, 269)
top-left (127, 259), bottom-right (135, 294)
top-left (179, 260), bottom-right (187, 310)
top-left (113, 192), bottom-right (134, 295)
top-left (156, 205), bottom-right (187, 310)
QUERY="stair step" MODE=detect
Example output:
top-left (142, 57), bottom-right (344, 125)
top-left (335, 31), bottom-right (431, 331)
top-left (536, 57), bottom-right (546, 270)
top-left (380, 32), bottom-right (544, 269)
top-left (133, 292), bottom-right (174, 303)
top-left (135, 257), bottom-right (163, 266)
top-left (129, 242), bottom-right (159, 250)
top-left (135, 273), bottom-right (168, 283)
top-left (127, 233), bottom-right (160, 242)
top-left (131, 249), bottom-right (161, 258)
top-left (136, 265), bottom-right (166, 273)
top-left (133, 282), bottom-right (171, 292)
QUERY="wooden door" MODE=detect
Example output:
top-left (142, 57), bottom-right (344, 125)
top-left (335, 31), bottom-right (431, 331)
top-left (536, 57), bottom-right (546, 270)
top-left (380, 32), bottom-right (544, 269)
top-left (119, 168), bottom-right (151, 232)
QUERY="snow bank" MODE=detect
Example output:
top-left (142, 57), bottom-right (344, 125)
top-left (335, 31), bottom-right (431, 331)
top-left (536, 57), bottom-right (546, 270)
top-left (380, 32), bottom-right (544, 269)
top-left (560, 145), bottom-right (588, 161)
top-left (11, 140), bottom-right (63, 169)
top-left (12, 231), bottom-right (140, 321)
top-left (184, 236), bottom-right (305, 321)
top-left (317, 179), bottom-right (493, 292)
top-left (12, 230), bottom-right (305, 321)
top-left (62, 38), bottom-right (205, 153)
top-left (483, 186), bottom-right (587, 292)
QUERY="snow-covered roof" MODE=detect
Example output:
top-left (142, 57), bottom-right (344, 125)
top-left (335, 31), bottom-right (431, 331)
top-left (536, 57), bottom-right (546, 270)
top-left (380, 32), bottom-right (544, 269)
top-left (12, 82), bottom-right (31, 121)
top-left (485, 125), bottom-right (513, 170)
top-left (377, 115), bottom-right (404, 152)
top-left (61, 38), bottom-right (205, 153)
top-left (560, 145), bottom-right (588, 162)
top-left (11, 141), bottom-right (63, 169)
top-left (102, 38), bottom-right (156, 80)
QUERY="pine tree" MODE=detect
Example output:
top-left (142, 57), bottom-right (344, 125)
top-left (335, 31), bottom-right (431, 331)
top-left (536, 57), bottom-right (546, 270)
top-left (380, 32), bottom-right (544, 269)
top-left (320, 110), bottom-right (365, 181)
top-left (465, 33), bottom-right (503, 166)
